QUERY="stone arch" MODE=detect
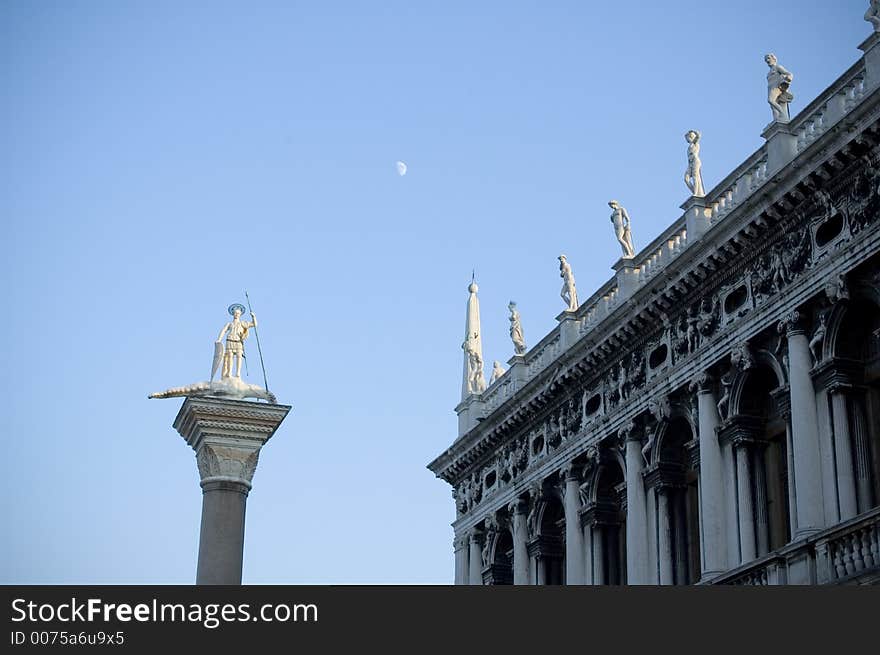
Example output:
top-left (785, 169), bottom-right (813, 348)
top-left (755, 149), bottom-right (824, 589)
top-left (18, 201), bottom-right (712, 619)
top-left (729, 350), bottom-right (786, 419)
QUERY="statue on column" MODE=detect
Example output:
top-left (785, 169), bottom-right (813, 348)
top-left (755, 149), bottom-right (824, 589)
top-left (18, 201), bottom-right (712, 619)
top-left (765, 53), bottom-right (794, 122)
top-left (149, 303), bottom-right (275, 403)
top-left (684, 130), bottom-right (705, 197)
top-left (558, 255), bottom-right (579, 311)
top-left (508, 301), bottom-right (527, 355)
top-left (609, 200), bottom-right (635, 258)
top-left (867, 1), bottom-right (880, 32)
top-left (216, 303), bottom-right (256, 379)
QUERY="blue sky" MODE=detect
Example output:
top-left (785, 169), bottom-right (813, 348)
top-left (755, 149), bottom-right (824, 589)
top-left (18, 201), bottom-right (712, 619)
top-left (0, 1), bottom-right (868, 583)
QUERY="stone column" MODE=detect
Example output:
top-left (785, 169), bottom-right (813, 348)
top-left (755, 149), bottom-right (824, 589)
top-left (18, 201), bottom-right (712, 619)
top-left (173, 396), bottom-right (290, 585)
top-left (453, 535), bottom-right (469, 585)
top-left (509, 500), bottom-right (529, 585)
top-left (623, 425), bottom-right (649, 584)
top-left (735, 442), bottom-right (757, 563)
top-left (851, 394), bottom-right (875, 512)
top-left (657, 487), bottom-right (674, 585)
top-left (781, 312), bottom-right (825, 537)
top-left (562, 465), bottom-right (584, 584)
top-left (581, 518), bottom-right (594, 584)
top-left (753, 447), bottom-right (769, 556)
top-left (830, 389), bottom-right (858, 520)
top-left (468, 530), bottom-right (484, 585)
top-left (693, 374), bottom-right (727, 578)
top-left (592, 524), bottom-right (605, 585)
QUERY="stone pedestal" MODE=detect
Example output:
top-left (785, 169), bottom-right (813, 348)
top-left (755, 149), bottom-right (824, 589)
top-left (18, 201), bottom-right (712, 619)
top-left (173, 396), bottom-right (291, 585)
top-left (762, 120), bottom-right (798, 177)
top-left (682, 196), bottom-right (710, 242)
top-left (456, 394), bottom-right (485, 437)
top-left (613, 257), bottom-right (638, 301)
top-left (556, 310), bottom-right (580, 350)
top-left (860, 32), bottom-right (880, 92)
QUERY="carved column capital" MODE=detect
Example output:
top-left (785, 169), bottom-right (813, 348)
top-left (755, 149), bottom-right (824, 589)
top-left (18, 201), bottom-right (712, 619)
top-left (618, 420), bottom-right (639, 443)
top-left (689, 371), bottom-right (714, 394)
top-left (778, 309), bottom-right (807, 337)
top-left (173, 397), bottom-right (290, 490)
top-left (507, 496), bottom-right (528, 516)
top-left (560, 460), bottom-right (580, 482)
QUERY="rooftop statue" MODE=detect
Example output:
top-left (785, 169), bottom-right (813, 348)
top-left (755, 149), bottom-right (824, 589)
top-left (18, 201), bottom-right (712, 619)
top-left (149, 301), bottom-right (275, 403)
top-left (490, 360), bottom-right (506, 384)
top-left (508, 301), bottom-right (527, 355)
top-left (867, 1), bottom-right (880, 32)
top-left (609, 200), bottom-right (635, 258)
top-left (558, 255), bottom-right (579, 311)
top-left (765, 53), bottom-right (794, 123)
top-left (684, 130), bottom-right (705, 197)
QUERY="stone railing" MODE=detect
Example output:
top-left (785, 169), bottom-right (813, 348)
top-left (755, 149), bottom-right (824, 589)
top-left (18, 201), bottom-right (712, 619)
top-left (794, 62), bottom-right (867, 155)
top-left (524, 331), bottom-right (563, 379)
top-left (635, 222), bottom-right (689, 283)
top-left (711, 507), bottom-right (880, 585)
top-left (815, 507), bottom-right (880, 584)
top-left (707, 152), bottom-right (769, 227)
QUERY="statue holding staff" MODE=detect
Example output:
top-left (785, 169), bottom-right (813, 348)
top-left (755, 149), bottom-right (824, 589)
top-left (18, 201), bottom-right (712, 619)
top-left (609, 200), bottom-right (635, 258)
top-left (684, 130), bottom-right (705, 197)
top-left (216, 303), bottom-right (257, 379)
top-left (149, 302), bottom-right (275, 403)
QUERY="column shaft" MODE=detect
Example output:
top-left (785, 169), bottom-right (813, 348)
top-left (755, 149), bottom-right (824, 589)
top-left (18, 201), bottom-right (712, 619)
top-left (592, 525), bottom-right (605, 585)
top-left (468, 534), bottom-right (483, 585)
top-left (564, 477), bottom-right (584, 584)
top-left (697, 388), bottom-right (727, 576)
top-left (736, 444), bottom-right (757, 563)
top-left (196, 480), bottom-right (249, 585)
top-left (831, 391), bottom-right (858, 520)
top-left (787, 330), bottom-right (825, 535)
top-left (582, 522), bottom-right (594, 584)
top-left (657, 489), bottom-right (673, 585)
top-left (512, 510), bottom-right (529, 585)
top-left (851, 394), bottom-right (875, 512)
top-left (625, 439), bottom-right (648, 583)
top-left (453, 537), bottom-right (468, 585)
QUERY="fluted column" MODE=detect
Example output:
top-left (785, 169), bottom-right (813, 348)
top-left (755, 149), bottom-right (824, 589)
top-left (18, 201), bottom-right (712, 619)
top-left (830, 389), bottom-right (858, 520)
top-left (851, 395), bottom-right (875, 512)
top-left (173, 397), bottom-right (290, 585)
top-left (509, 500), bottom-right (529, 585)
top-left (562, 465), bottom-right (585, 584)
top-left (735, 442), bottom-right (757, 563)
top-left (753, 447), bottom-right (770, 556)
top-left (453, 534), bottom-right (469, 585)
top-left (592, 524), bottom-right (605, 585)
top-left (780, 311), bottom-right (825, 536)
top-left (623, 424), bottom-right (649, 584)
top-left (657, 487), bottom-right (674, 585)
top-left (468, 530), bottom-right (484, 585)
top-left (692, 374), bottom-right (727, 578)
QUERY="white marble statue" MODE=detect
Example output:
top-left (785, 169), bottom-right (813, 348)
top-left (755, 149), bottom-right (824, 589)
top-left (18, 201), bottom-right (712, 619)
top-left (684, 130), bottom-right (705, 197)
top-left (608, 200), bottom-right (635, 258)
top-left (765, 53), bottom-right (794, 123)
top-left (149, 303), bottom-right (275, 403)
top-left (508, 301), bottom-right (527, 355)
top-left (216, 303), bottom-right (257, 379)
top-left (867, 1), bottom-right (880, 32)
top-left (558, 255), bottom-right (579, 311)
top-left (490, 360), bottom-right (506, 384)
top-left (462, 338), bottom-right (486, 394)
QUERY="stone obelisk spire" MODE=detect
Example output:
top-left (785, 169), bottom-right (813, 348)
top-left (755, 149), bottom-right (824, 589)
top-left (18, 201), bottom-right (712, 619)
top-left (461, 277), bottom-right (486, 399)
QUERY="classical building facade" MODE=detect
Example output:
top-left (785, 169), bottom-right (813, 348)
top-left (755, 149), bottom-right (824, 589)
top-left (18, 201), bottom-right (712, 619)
top-left (428, 16), bottom-right (880, 585)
